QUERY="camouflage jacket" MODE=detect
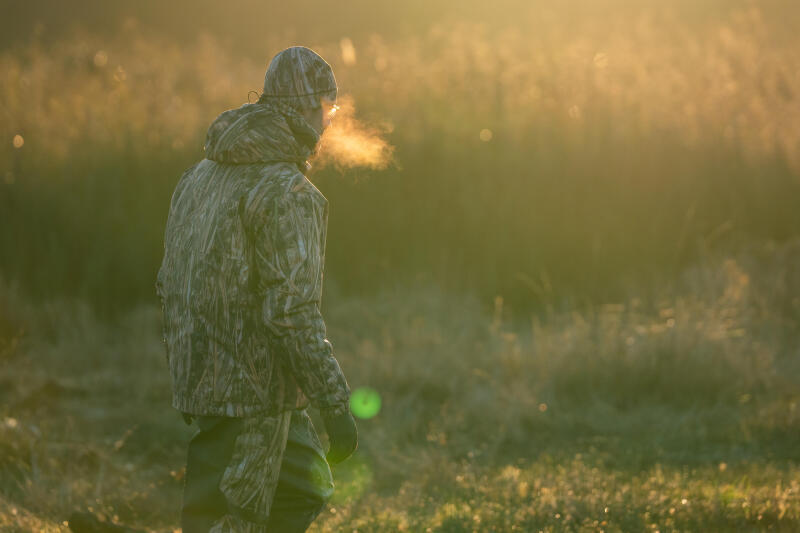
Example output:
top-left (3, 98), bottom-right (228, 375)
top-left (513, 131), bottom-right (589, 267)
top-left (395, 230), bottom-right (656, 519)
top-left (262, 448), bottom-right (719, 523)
top-left (156, 102), bottom-right (350, 418)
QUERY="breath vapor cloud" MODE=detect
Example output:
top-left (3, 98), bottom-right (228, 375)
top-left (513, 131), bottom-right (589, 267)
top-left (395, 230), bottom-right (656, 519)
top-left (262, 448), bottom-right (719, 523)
top-left (312, 96), bottom-right (394, 172)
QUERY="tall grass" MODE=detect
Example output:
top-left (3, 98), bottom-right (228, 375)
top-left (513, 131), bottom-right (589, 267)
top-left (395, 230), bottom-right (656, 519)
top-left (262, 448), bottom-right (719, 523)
top-left (0, 241), bottom-right (798, 530)
top-left (1, 4), bottom-right (800, 312)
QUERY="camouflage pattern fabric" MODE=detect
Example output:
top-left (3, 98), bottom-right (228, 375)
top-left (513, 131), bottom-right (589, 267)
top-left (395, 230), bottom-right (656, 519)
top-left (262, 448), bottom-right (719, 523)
top-left (261, 46), bottom-right (338, 111)
top-left (208, 408), bottom-right (333, 532)
top-left (158, 48), bottom-right (346, 526)
top-left (156, 100), bottom-right (351, 420)
top-left (209, 410), bottom-right (291, 532)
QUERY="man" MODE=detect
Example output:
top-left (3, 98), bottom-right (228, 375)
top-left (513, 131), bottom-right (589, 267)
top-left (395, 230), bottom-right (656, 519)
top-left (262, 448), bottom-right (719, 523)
top-left (156, 46), bottom-right (357, 532)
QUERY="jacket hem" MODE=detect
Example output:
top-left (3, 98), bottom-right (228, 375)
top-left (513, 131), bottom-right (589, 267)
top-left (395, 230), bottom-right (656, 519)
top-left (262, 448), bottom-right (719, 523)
top-left (172, 395), bottom-right (305, 418)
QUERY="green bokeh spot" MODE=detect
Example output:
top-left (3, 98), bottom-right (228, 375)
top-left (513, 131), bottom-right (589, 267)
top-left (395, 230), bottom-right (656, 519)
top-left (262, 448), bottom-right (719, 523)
top-left (350, 387), bottom-right (381, 419)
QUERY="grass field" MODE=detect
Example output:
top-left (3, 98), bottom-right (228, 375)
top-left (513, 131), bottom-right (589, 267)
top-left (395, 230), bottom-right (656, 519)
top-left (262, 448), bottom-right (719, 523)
top-left (2, 1), bottom-right (800, 531)
top-left (1, 243), bottom-right (799, 531)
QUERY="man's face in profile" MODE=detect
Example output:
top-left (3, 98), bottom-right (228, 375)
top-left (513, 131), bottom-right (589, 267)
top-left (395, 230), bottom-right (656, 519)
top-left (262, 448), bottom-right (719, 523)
top-left (306, 99), bottom-right (339, 136)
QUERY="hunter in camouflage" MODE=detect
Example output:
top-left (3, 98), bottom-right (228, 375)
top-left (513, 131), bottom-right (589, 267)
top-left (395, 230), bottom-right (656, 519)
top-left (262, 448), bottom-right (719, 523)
top-left (156, 46), bottom-right (357, 532)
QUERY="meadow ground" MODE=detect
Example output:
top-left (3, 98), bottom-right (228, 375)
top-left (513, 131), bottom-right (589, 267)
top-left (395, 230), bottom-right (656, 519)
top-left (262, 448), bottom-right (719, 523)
top-left (1, 243), bottom-right (799, 532)
top-left (2, 2), bottom-right (800, 531)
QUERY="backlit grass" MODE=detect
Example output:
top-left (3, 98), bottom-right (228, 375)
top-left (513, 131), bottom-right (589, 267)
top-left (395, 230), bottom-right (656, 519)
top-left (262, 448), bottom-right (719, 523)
top-left (1, 243), bottom-right (798, 531)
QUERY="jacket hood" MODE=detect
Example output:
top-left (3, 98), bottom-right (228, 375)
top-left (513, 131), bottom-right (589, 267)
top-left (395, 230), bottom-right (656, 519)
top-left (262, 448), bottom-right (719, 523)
top-left (203, 102), bottom-right (320, 165)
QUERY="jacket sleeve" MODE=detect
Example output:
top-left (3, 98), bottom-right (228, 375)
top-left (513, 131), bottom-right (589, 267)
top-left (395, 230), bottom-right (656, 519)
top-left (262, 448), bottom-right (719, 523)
top-left (250, 187), bottom-right (350, 415)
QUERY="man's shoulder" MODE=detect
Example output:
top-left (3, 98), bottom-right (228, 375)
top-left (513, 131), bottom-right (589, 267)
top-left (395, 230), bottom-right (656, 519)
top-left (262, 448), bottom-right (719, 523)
top-left (245, 167), bottom-right (326, 219)
top-left (283, 173), bottom-right (327, 204)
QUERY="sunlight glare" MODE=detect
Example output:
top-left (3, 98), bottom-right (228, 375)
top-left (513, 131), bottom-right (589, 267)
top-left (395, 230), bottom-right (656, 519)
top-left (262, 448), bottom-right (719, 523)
top-left (593, 52), bottom-right (609, 68)
top-left (340, 37), bottom-right (357, 66)
top-left (93, 50), bottom-right (108, 68)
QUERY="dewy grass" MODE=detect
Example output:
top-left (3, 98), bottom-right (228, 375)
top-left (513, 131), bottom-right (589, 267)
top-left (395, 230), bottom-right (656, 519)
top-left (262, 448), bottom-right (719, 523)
top-left (0, 245), bottom-right (799, 530)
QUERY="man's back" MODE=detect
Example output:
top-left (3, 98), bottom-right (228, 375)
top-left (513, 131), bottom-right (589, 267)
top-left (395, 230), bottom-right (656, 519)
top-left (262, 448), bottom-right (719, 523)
top-left (157, 102), bottom-right (348, 418)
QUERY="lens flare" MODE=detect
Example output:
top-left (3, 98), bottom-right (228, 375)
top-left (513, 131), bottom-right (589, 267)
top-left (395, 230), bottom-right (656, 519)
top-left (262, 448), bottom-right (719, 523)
top-left (350, 387), bottom-right (381, 419)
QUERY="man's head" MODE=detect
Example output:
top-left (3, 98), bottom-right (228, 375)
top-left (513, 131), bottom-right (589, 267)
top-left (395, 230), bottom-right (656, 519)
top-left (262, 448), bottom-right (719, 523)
top-left (261, 46), bottom-right (338, 135)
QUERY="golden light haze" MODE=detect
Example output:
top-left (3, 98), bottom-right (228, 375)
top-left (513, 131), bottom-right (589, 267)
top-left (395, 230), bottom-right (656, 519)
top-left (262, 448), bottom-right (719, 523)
top-left (2, 5), bottom-right (799, 170)
top-left (1, 1), bottom-right (799, 307)
top-left (2, 2), bottom-right (800, 531)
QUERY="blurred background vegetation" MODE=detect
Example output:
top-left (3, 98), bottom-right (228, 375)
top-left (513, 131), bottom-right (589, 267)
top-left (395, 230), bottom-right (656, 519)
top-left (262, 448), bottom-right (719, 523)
top-left (2, 0), bottom-right (800, 313)
top-left (1, 0), bottom-right (800, 531)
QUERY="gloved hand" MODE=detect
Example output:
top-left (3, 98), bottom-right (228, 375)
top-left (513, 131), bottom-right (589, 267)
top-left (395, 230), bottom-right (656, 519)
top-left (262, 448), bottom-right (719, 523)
top-left (321, 407), bottom-right (358, 465)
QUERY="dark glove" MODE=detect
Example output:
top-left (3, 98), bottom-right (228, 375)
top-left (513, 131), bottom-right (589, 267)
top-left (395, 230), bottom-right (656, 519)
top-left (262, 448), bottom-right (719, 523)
top-left (321, 407), bottom-right (358, 465)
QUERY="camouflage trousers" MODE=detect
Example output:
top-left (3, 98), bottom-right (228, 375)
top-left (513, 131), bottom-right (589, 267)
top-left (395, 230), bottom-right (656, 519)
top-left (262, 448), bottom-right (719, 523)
top-left (181, 408), bottom-right (334, 532)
